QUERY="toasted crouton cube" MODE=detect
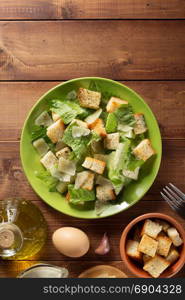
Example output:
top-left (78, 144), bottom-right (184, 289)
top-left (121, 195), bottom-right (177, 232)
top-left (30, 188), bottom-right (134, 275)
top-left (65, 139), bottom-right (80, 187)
top-left (75, 171), bottom-right (94, 190)
top-left (141, 219), bottom-right (162, 239)
top-left (58, 157), bottom-right (76, 176)
top-left (143, 255), bottom-right (170, 278)
top-left (133, 139), bottom-right (155, 161)
top-left (82, 157), bottom-right (106, 174)
top-left (155, 219), bottom-right (170, 232)
top-left (126, 240), bottom-right (142, 261)
top-left (166, 248), bottom-right (179, 264)
top-left (56, 147), bottom-right (71, 159)
top-left (134, 113), bottom-right (147, 135)
top-left (143, 254), bottom-right (152, 263)
top-left (52, 111), bottom-right (61, 122)
top-left (167, 227), bottom-right (183, 247)
top-left (47, 119), bottom-right (65, 143)
top-left (138, 234), bottom-right (158, 257)
top-left (96, 185), bottom-right (116, 201)
top-left (40, 151), bottom-right (58, 170)
top-left (156, 234), bottom-right (172, 257)
top-left (104, 133), bottom-right (119, 150)
top-left (89, 118), bottom-right (107, 137)
top-left (77, 88), bottom-right (101, 109)
top-left (106, 97), bottom-right (128, 113)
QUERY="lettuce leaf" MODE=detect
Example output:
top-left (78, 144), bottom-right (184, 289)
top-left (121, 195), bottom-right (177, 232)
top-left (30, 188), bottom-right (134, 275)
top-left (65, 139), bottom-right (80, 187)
top-left (68, 184), bottom-right (95, 204)
top-left (35, 170), bottom-right (58, 192)
top-left (50, 100), bottom-right (85, 124)
top-left (62, 121), bottom-right (100, 161)
top-left (107, 138), bottom-right (131, 194)
top-left (31, 125), bottom-right (47, 141)
top-left (114, 104), bottom-right (135, 127)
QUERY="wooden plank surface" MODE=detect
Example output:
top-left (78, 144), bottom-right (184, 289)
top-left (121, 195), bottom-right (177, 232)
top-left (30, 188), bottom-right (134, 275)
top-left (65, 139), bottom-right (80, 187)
top-left (0, 0), bottom-right (185, 20)
top-left (0, 260), bottom-right (185, 278)
top-left (1, 81), bottom-right (185, 141)
top-left (0, 21), bottom-right (185, 80)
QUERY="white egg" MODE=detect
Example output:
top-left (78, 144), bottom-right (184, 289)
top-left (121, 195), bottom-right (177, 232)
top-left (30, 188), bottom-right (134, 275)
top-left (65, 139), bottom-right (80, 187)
top-left (52, 227), bottom-right (90, 258)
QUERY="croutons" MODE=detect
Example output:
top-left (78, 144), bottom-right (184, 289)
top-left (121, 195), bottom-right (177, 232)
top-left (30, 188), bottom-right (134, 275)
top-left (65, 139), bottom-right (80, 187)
top-left (52, 111), bottom-right (61, 122)
top-left (58, 157), bottom-right (76, 176)
top-left (133, 139), bottom-right (155, 161)
top-left (167, 227), bottom-right (183, 247)
top-left (56, 147), bottom-right (71, 159)
top-left (82, 157), bottom-right (106, 174)
top-left (33, 138), bottom-right (49, 156)
top-left (143, 255), bottom-right (170, 278)
top-left (40, 151), bottom-right (58, 170)
top-left (141, 219), bottom-right (162, 239)
top-left (126, 240), bottom-right (142, 261)
top-left (78, 88), bottom-right (101, 109)
top-left (143, 254), bottom-right (151, 263)
top-left (47, 119), bottom-right (65, 143)
top-left (96, 185), bottom-right (116, 201)
top-left (89, 118), bottom-right (107, 137)
top-left (166, 248), bottom-right (180, 264)
top-left (104, 133), bottom-right (119, 150)
top-left (75, 171), bottom-right (95, 191)
top-left (134, 113), bottom-right (147, 135)
top-left (155, 219), bottom-right (170, 233)
top-left (106, 97), bottom-right (128, 113)
top-left (138, 234), bottom-right (158, 257)
top-left (156, 234), bottom-right (172, 257)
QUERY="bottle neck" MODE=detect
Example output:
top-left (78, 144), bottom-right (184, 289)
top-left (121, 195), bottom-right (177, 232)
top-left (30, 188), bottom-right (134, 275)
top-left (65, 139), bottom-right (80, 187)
top-left (0, 223), bottom-right (23, 257)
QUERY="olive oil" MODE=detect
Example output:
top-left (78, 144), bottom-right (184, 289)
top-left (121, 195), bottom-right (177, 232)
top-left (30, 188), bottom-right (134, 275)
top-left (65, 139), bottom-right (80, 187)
top-left (0, 199), bottom-right (47, 259)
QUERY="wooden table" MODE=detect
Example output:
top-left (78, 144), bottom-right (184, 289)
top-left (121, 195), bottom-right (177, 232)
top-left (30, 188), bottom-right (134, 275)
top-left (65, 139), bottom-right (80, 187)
top-left (0, 0), bottom-right (185, 278)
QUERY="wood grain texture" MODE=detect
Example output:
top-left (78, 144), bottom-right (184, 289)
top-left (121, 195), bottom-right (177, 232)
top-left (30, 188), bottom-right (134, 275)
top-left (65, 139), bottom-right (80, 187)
top-left (1, 81), bottom-right (185, 141)
top-left (0, 140), bottom-right (185, 201)
top-left (0, 21), bottom-right (185, 80)
top-left (0, 0), bottom-right (185, 20)
top-left (0, 260), bottom-right (185, 278)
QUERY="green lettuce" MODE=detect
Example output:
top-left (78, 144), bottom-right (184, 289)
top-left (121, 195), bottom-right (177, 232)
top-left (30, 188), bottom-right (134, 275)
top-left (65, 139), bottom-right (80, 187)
top-left (50, 100), bottom-right (85, 124)
top-left (35, 170), bottom-right (58, 192)
top-left (107, 138), bottom-right (131, 194)
top-left (31, 125), bottom-right (47, 141)
top-left (62, 121), bottom-right (100, 161)
top-left (68, 184), bottom-right (95, 204)
top-left (114, 104), bottom-right (135, 127)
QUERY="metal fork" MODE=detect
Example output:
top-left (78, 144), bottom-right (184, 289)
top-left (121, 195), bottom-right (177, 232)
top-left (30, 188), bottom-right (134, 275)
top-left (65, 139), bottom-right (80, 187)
top-left (160, 183), bottom-right (185, 218)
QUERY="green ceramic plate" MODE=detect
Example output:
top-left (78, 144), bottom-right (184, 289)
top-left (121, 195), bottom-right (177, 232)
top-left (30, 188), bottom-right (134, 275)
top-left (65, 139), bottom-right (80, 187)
top-left (20, 77), bottom-right (162, 219)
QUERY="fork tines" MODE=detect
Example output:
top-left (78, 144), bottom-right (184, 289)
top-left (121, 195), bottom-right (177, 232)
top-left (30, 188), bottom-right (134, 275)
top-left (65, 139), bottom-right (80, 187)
top-left (160, 183), bottom-right (185, 216)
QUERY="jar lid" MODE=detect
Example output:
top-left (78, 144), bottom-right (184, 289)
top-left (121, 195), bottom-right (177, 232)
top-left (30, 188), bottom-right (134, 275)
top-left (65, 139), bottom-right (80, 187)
top-left (0, 229), bottom-right (15, 249)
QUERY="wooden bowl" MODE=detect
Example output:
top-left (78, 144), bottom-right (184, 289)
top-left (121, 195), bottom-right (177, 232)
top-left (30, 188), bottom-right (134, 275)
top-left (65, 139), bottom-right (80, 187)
top-left (78, 265), bottom-right (127, 278)
top-left (120, 213), bottom-right (185, 278)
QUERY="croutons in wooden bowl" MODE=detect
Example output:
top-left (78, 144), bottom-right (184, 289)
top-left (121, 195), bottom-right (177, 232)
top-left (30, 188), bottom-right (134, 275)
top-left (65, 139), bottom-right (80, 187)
top-left (120, 213), bottom-right (185, 278)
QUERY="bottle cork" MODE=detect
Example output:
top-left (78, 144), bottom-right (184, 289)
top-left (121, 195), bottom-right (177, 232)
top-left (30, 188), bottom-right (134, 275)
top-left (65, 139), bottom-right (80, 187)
top-left (0, 229), bottom-right (15, 249)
